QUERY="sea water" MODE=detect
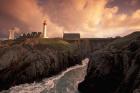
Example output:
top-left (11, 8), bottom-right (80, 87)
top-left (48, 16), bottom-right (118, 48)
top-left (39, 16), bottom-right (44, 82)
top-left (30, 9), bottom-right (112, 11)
top-left (1, 59), bottom-right (89, 93)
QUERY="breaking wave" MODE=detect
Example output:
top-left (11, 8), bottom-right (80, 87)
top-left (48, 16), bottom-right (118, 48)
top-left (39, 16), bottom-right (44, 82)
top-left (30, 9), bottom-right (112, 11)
top-left (1, 58), bottom-right (89, 93)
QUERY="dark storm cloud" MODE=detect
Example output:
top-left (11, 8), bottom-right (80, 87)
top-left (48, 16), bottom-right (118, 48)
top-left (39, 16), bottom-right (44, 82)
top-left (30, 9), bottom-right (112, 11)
top-left (106, 0), bottom-right (140, 14)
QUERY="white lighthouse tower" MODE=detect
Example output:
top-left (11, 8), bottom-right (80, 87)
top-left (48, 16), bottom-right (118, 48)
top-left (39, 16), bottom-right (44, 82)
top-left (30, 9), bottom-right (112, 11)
top-left (43, 20), bottom-right (47, 38)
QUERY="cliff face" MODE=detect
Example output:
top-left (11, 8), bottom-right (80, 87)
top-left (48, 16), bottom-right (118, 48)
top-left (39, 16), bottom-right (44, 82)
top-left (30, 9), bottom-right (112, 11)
top-left (0, 39), bottom-right (81, 91)
top-left (79, 38), bottom-right (115, 58)
top-left (78, 32), bottom-right (140, 93)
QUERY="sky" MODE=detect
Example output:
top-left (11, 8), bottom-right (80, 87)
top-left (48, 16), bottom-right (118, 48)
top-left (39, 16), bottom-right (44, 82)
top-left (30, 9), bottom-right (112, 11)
top-left (0, 0), bottom-right (140, 38)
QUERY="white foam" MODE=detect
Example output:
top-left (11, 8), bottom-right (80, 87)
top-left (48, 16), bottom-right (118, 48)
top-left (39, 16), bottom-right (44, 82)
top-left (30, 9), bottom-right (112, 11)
top-left (1, 58), bottom-right (89, 93)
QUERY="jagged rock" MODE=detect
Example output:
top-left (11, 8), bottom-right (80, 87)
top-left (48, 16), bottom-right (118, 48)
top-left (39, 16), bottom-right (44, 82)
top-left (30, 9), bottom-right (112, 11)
top-left (78, 32), bottom-right (140, 93)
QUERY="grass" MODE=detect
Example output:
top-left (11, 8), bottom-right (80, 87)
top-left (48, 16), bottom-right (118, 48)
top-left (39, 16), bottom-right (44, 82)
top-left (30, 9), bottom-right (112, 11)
top-left (1, 38), bottom-right (76, 53)
top-left (38, 38), bottom-right (76, 52)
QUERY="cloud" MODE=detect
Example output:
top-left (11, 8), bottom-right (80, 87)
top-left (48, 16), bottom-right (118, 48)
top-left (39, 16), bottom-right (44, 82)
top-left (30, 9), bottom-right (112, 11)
top-left (41, 0), bottom-right (109, 37)
top-left (45, 0), bottom-right (108, 29)
top-left (40, 0), bottom-right (140, 38)
top-left (102, 7), bottom-right (140, 29)
top-left (0, 0), bottom-right (44, 32)
top-left (131, 0), bottom-right (139, 5)
top-left (0, 0), bottom-right (63, 38)
top-left (0, 0), bottom-right (140, 38)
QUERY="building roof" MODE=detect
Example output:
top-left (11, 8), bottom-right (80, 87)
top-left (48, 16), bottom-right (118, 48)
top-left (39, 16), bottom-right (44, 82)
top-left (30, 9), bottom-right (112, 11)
top-left (63, 33), bottom-right (80, 40)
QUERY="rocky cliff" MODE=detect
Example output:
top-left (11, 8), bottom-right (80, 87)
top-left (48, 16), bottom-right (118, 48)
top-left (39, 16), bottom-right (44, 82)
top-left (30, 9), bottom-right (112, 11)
top-left (78, 32), bottom-right (140, 93)
top-left (78, 38), bottom-right (116, 58)
top-left (0, 38), bottom-right (81, 91)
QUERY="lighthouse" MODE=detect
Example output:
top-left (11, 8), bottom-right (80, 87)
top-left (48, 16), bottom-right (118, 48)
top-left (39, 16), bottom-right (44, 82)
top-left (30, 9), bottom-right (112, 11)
top-left (43, 20), bottom-right (47, 38)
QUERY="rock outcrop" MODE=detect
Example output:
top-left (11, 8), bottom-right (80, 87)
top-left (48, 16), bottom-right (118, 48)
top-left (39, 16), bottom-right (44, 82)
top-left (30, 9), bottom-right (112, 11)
top-left (78, 32), bottom-right (140, 93)
top-left (0, 39), bottom-right (81, 91)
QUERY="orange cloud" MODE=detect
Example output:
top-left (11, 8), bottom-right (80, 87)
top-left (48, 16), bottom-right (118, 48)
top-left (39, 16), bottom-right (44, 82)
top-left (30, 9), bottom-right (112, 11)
top-left (42, 0), bottom-right (139, 38)
top-left (0, 0), bottom-right (44, 32)
top-left (0, 0), bottom-right (140, 38)
top-left (0, 0), bottom-right (64, 38)
top-left (42, 0), bottom-right (109, 37)
top-left (102, 7), bottom-right (140, 28)
top-left (131, 0), bottom-right (139, 5)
